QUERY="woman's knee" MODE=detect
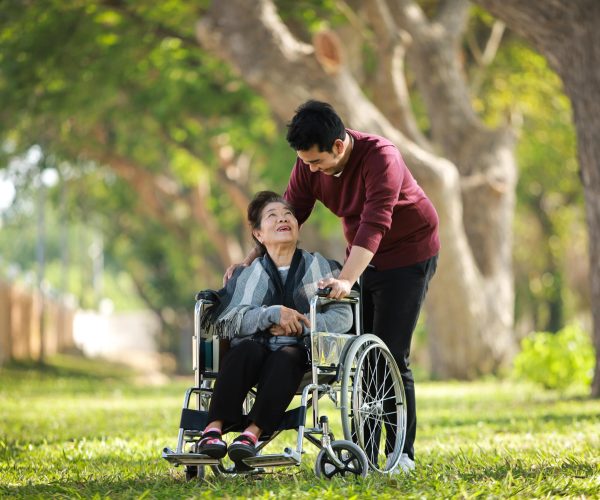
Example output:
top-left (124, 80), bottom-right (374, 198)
top-left (266, 347), bottom-right (307, 376)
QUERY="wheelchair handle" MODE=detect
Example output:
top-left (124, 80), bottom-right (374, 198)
top-left (316, 287), bottom-right (359, 302)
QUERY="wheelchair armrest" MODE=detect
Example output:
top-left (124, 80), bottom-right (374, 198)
top-left (195, 289), bottom-right (219, 302)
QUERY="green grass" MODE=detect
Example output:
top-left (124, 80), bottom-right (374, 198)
top-left (1, 355), bottom-right (599, 499)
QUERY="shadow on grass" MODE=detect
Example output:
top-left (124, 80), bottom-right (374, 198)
top-left (0, 476), bottom-right (196, 499)
top-left (0, 470), bottom-right (315, 499)
top-left (1, 354), bottom-right (134, 382)
top-left (431, 410), bottom-right (600, 431)
top-left (452, 456), bottom-right (600, 483)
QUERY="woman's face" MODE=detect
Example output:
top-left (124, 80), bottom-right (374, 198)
top-left (253, 201), bottom-right (299, 249)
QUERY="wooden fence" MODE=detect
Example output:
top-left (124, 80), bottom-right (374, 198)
top-left (0, 279), bottom-right (75, 365)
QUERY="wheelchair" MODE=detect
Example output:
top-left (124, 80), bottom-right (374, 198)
top-left (162, 288), bottom-right (407, 479)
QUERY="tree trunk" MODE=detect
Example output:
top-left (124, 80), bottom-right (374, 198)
top-left (196, 0), bottom-right (519, 377)
top-left (473, 0), bottom-right (600, 395)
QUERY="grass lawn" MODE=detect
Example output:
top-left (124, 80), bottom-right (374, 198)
top-left (1, 355), bottom-right (598, 499)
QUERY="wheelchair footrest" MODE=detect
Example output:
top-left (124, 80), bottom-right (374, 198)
top-left (242, 449), bottom-right (301, 468)
top-left (162, 447), bottom-right (220, 466)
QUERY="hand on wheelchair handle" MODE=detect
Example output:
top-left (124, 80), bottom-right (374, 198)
top-left (317, 278), bottom-right (352, 299)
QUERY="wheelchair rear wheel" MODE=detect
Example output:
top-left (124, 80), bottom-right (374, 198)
top-left (185, 465), bottom-right (205, 481)
top-left (340, 334), bottom-right (406, 473)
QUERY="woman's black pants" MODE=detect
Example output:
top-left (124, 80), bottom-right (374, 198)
top-left (207, 340), bottom-right (307, 435)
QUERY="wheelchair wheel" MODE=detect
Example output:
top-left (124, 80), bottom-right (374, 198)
top-left (340, 334), bottom-right (406, 473)
top-left (185, 465), bottom-right (205, 481)
top-left (314, 440), bottom-right (369, 479)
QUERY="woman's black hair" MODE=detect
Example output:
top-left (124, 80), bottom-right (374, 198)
top-left (286, 100), bottom-right (346, 152)
top-left (247, 191), bottom-right (295, 254)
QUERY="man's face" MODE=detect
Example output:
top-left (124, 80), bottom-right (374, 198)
top-left (296, 140), bottom-right (345, 176)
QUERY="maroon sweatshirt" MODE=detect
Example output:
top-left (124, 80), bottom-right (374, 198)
top-left (284, 129), bottom-right (440, 270)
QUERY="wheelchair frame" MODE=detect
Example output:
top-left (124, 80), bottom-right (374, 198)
top-left (162, 289), bottom-right (406, 479)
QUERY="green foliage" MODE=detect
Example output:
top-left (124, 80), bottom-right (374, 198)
top-left (472, 31), bottom-right (583, 331)
top-left (0, 1), bottom-right (289, 325)
top-left (513, 325), bottom-right (595, 390)
top-left (0, 0), bottom-right (587, 368)
top-left (1, 356), bottom-right (599, 498)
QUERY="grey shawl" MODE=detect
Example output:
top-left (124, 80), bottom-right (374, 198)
top-left (203, 248), bottom-right (342, 341)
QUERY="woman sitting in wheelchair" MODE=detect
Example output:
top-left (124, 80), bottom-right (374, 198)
top-left (198, 191), bottom-right (352, 469)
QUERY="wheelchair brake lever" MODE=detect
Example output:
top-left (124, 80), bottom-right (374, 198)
top-left (316, 287), bottom-right (332, 297)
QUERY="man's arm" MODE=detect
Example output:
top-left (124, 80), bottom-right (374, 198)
top-left (320, 147), bottom-right (403, 297)
top-left (318, 245), bottom-right (374, 299)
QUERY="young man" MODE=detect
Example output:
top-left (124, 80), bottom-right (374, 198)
top-left (284, 100), bottom-right (439, 472)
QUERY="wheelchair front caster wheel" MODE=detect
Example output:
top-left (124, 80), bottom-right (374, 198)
top-left (185, 465), bottom-right (205, 481)
top-left (314, 440), bottom-right (369, 479)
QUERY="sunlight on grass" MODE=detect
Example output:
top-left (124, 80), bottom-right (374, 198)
top-left (1, 355), bottom-right (599, 499)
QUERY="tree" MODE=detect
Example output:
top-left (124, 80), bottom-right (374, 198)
top-left (1, 0), bottom-right (584, 379)
top-left (195, 0), bottom-right (519, 377)
top-left (0, 0), bottom-right (277, 367)
top-left (472, 0), bottom-right (600, 395)
top-left (0, 0), bottom-right (344, 368)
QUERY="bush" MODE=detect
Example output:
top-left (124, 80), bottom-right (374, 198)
top-left (512, 324), bottom-right (595, 390)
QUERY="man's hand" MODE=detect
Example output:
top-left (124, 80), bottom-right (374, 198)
top-left (223, 247), bottom-right (262, 285)
top-left (223, 263), bottom-right (246, 286)
top-left (318, 277), bottom-right (352, 300)
top-left (271, 306), bottom-right (310, 336)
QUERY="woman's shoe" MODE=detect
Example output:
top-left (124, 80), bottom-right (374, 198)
top-left (196, 429), bottom-right (227, 459)
top-left (227, 433), bottom-right (257, 469)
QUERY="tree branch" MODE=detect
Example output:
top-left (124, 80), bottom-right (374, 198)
top-left (364, 0), bottom-right (431, 148)
top-left (195, 0), bottom-right (450, 187)
top-left (148, 123), bottom-right (246, 267)
top-left (154, 121), bottom-right (252, 256)
top-left (435, 0), bottom-right (470, 40)
top-left (472, 0), bottom-right (576, 72)
top-left (386, 0), bottom-right (486, 164)
top-left (388, 0), bottom-right (428, 37)
top-left (469, 20), bottom-right (506, 95)
top-left (99, 0), bottom-right (200, 48)
top-left (190, 179), bottom-right (244, 266)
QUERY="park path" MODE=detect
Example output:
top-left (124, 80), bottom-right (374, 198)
top-left (73, 310), bottom-right (167, 382)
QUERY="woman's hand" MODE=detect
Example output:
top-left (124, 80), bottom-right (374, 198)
top-left (270, 306), bottom-right (310, 336)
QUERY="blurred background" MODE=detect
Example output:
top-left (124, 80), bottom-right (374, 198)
top-left (0, 1), bottom-right (595, 392)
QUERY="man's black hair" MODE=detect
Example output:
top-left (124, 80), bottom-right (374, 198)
top-left (286, 100), bottom-right (346, 152)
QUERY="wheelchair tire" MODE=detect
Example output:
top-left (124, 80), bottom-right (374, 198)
top-left (340, 334), bottom-right (407, 473)
top-left (314, 440), bottom-right (369, 479)
top-left (184, 465), bottom-right (205, 481)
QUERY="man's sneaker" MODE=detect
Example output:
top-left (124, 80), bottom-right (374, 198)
top-left (386, 453), bottom-right (416, 474)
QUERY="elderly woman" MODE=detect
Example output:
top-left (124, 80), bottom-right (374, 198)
top-left (197, 191), bottom-right (352, 469)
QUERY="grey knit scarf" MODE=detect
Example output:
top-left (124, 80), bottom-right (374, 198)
top-left (203, 248), bottom-right (342, 340)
